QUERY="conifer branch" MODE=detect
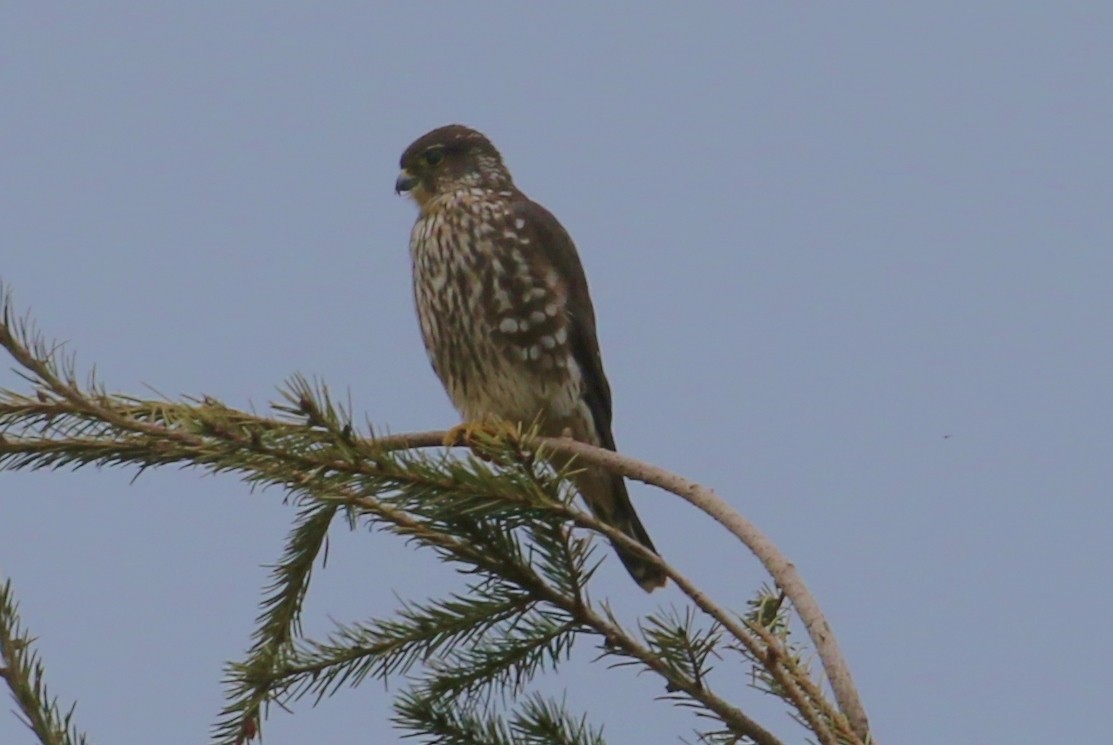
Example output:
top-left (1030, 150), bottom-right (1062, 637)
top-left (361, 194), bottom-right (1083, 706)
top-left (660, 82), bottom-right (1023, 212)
top-left (0, 578), bottom-right (91, 745)
top-left (341, 430), bottom-right (870, 741)
top-left (280, 585), bottom-right (536, 700)
top-left (245, 425), bottom-right (869, 741)
top-left (527, 437), bottom-right (870, 741)
top-left (512, 487), bottom-right (859, 744)
top-left (213, 501), bottom-right (338, 745)
top-left (512, 694), bottom-right (606, 745)
top-left (0, 285), bottom-right (874, 745)
top-left (393, 690), bottom-right (608, 745)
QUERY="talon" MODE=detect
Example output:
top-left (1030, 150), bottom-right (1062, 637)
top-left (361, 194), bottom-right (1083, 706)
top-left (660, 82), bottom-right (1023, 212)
top-left (442, 420), bottom-right (520, 451)
top-left (443, 422), bottom-right (478, 448)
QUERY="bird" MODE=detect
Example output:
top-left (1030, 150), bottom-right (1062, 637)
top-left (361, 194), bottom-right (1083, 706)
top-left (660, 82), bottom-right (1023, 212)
top-left (395, 124), bottom-right (666, 592)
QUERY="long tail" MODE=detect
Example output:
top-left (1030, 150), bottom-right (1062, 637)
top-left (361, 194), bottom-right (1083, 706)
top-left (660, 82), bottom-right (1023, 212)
top-left (566, 463), bottom-right (667, 592)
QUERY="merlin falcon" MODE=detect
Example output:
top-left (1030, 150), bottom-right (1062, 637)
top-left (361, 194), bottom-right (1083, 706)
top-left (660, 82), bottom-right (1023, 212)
top-left (395, 124), bottom-right (666, 591)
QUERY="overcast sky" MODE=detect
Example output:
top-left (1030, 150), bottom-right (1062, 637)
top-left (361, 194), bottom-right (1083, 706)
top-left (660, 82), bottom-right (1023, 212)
top-left (2, 4), bottom-right (1111, 744)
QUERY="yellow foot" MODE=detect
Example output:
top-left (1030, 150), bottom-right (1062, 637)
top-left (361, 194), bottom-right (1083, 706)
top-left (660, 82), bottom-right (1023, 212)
top-left (443, 420), bottom-right (520, 449)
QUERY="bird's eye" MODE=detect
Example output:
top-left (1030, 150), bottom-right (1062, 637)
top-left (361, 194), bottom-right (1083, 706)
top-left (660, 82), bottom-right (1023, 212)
top-left (423, 149), bottom-right (444, 166)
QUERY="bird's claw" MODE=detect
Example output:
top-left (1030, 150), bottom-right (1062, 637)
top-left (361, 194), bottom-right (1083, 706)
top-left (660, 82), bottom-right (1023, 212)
top-left (443, 420), bottom-right (520, 446)
top-left (443, 421), bottom-right (478, 448)
top-left (443, 421), bottom-right (521, 460)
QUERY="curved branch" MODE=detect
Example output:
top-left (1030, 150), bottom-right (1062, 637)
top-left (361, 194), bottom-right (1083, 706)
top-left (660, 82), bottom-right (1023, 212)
top-left (363, 429), bottom-right (870, 742)
top-left (554, 502), bottom-right (851, 745)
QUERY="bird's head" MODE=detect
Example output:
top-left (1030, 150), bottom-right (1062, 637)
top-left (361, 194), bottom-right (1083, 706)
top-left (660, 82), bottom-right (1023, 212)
top-left (396, 125), bottom-right (513, 210)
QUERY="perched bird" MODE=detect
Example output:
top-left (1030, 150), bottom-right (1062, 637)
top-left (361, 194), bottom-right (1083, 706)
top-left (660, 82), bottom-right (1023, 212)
top-left (395, 124), bottom-right (666, 592)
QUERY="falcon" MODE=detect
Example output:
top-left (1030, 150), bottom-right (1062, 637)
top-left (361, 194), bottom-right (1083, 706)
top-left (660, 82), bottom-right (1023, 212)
top-left (395, 124), bottom-right (665, 592)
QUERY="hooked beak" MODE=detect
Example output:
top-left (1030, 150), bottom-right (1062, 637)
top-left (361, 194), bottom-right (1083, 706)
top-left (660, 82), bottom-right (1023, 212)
top-left (395, 170), bottom-right (418, 194)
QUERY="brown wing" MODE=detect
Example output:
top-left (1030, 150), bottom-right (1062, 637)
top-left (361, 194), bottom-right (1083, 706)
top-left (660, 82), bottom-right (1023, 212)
top-left (510, 197), bottom-right (616, 449)
top-left (511, 196), bottom-right (665, 591)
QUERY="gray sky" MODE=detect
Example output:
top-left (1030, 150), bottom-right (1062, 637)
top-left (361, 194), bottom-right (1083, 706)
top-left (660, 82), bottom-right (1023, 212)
top-left (2, 4), bottom-right (1111, 744)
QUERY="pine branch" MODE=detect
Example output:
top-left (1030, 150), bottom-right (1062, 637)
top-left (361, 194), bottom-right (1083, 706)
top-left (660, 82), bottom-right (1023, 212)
top-left (557, 494), bottom-right (865, 745)
top-left (267, 583), bottom-right (536, 702)
top-left (0, 287), bottom-right (874, 745)
top-left (525, 437), bottom-right (871, 741)
top-left (393, 690), bottom-right (517, 745)
top-left (640, 607), bottom-right (721, 696)
top-left (0, 578), bottom-right (91, 745)
top-left (416, 606), bottom-right (577, 704)
top-left (213, 501), bottom-right (338, 745)
top-left (512, 694), bottom-right (606, 745)
top-left (393, 690), bottom-right (606, 745)
top-left (323, 480), bottom-right (788, 745)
